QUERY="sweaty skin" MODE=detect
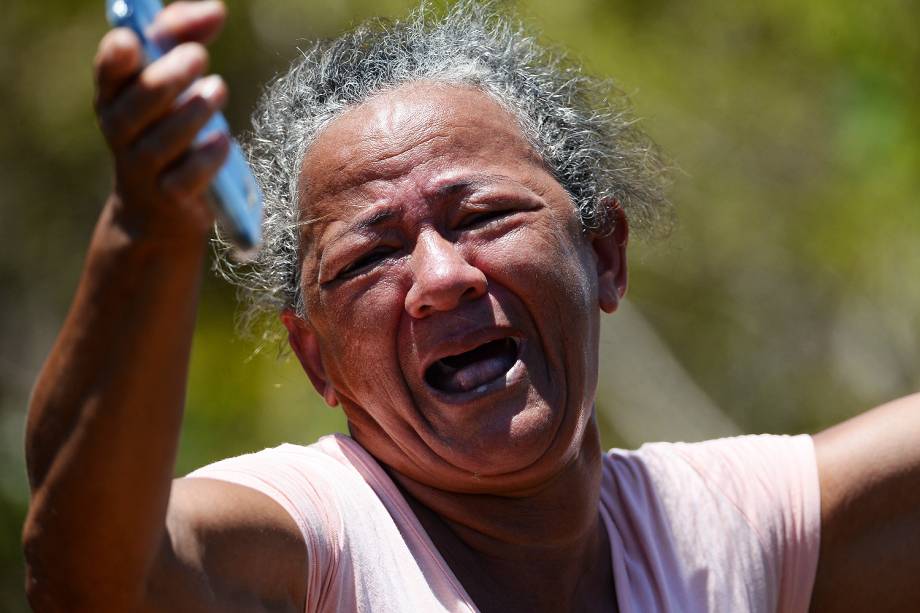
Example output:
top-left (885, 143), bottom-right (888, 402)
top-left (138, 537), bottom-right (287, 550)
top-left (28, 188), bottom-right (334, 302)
top-left (21, 2), bottom-right (920, 612)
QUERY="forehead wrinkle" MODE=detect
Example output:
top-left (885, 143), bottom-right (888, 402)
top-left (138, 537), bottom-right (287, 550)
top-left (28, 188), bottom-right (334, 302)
top-left (303, 86), bottom-right (451, 200)
top-left (308, 131), bottom-right (451, 209)
top-left (303, 85), bottom-right (543, 200)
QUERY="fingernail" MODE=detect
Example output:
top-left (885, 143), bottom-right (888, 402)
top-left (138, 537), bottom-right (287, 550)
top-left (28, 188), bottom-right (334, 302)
top-left (202, 130), bottom-right (230, 154)
top-left (199, 75), bottom-right (225, 106)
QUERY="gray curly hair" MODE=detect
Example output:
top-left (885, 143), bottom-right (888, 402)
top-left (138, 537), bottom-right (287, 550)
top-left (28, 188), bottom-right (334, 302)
top-left (216, 0), bottom-right (669, 342)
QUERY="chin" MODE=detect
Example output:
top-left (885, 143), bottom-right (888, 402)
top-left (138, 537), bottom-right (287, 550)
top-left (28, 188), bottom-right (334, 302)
top-left (423, 388), bottom-right (587, 487)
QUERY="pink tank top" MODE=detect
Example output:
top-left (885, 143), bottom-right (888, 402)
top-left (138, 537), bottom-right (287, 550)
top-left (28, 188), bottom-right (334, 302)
top-left (188, 433), bottom-right (820, 612)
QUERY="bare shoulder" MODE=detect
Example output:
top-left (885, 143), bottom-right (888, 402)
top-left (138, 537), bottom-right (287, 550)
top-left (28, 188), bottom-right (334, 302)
top-left (810, 393), bottom-right (920, 612)
top-left (147, 477), bottom-right (307, 613)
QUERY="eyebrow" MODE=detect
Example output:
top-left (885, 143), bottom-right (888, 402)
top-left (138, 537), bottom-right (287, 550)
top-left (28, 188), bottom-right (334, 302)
top-left (322, 208), bottom-right (397, 248)
top-left (350, 208), bottom-right (396, 233)
top-left (436, 179), bottom-right (475, 196)
top-left (433, 174), bottom-right (511, 197)
top-left (323, 173), bottom-right (531, 245)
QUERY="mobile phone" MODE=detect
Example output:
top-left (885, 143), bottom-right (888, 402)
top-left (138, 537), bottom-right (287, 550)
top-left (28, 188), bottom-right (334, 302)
top-left (106, 0), bottom-right (263, 255)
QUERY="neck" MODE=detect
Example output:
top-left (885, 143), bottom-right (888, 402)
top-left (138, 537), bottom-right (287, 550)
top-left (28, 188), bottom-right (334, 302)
top-left (387, 420), bottom-right (615, 612)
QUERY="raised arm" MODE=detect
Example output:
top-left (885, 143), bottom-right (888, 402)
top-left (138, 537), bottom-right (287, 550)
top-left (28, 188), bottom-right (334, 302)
top-left (811, 393), bottom-right (920, 612)
top-left (22, 3), bottom-right (304, 611)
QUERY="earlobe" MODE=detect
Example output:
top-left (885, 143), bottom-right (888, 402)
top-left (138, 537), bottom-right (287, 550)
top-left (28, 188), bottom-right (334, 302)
top-left (592, 200), bottom-right (629, 314)
top-left (323, 383), bottom-right (339, 407)
top-left (280, 309), bottom-right (339, 407)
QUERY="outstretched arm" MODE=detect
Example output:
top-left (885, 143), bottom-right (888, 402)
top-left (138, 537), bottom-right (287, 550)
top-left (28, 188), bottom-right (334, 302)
top-left (811, 393), bottom-right (920, 612)
top-left (22, 3), bottom-right (304, 611)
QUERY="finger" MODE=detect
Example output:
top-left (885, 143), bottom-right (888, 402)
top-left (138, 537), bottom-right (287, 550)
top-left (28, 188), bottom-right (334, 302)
top-left (148, 0), bottom-right (227, 47)
top-left (99, 42), bottom-right (208, 149)
top-left (94, 28), bottom-right (144, 108)
top-left (129, 75), bottom-right (227, 172)
top-left (159, 132), bottom-right (230, 202)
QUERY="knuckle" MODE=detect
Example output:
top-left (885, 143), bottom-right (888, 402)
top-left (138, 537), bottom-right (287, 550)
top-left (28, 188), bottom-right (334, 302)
top-left (94, 29), bottom-right (139, 78)
top-left (180, 41), bottom-right (209, 62)
top-left (136, 66), bottom-right (173, 99)
top-left (93, 31), bottom-right (119, 71)
top-left (140, 58), bottom-right (203, 106)
top-left (137, 43), bottom-right (206, 105)
top-left (174, 42), bottom-right (209, 76)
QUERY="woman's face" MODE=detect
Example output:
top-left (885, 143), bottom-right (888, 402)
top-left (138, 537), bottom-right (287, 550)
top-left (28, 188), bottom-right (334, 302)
top-left (285, 82), bottom-right (627, 494)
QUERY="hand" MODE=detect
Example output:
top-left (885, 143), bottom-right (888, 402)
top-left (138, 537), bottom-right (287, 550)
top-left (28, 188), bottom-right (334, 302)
top-left (93, 0), bottom-right (229, 246)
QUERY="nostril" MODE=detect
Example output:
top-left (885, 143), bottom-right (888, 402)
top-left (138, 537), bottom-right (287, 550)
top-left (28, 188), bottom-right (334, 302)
top-left (404, 236), bottom-right (488, 316)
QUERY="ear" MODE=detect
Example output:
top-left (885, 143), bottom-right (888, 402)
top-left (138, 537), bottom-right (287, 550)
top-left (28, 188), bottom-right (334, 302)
top-left (592, 200), bottom-right (629, 314)
top-left (280, 309), bottom-right (339, 407)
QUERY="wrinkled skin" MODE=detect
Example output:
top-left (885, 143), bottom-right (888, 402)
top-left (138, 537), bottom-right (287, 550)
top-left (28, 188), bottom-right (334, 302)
top-left (283, 83), bottom-right (628, 496)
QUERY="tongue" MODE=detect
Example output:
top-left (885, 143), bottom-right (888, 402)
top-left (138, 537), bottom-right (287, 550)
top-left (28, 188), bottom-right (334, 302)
top-left (428, 339), bottom-right (518, 394)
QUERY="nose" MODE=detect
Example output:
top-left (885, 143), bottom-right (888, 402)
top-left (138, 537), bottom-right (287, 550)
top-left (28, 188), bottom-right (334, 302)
top-left (405, 231), bottom-right (487, 318)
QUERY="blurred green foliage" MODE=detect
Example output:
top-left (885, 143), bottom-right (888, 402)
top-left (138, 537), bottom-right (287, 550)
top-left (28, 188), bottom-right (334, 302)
top-left (2, 0), bottom-right (918, 609)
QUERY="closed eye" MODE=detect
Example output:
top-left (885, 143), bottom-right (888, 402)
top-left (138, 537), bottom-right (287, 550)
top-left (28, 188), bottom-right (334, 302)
top-left (338, 246), bottom-right (398, 279)
top-left (459, 208), bottom-right (515, 230)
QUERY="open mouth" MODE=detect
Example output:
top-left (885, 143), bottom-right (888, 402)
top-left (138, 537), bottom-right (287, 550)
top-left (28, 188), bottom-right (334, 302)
top-left (424, 337), bottom-right (521, 395)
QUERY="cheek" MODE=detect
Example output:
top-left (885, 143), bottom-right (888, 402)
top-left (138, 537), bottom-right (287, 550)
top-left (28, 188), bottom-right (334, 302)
top-left (308, 277), bottom-right (407, 386)
top-left (474, 221), bottom-right (599, 392)
top-left (476, 222), bottom-right (595, 313)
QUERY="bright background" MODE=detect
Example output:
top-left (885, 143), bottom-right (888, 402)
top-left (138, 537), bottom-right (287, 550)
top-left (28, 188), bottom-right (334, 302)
top-left (2, 0), bottom-right (918, 608)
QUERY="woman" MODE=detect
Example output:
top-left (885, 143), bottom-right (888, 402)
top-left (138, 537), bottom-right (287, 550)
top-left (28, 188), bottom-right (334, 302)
top-left (22, 1), bottom-right (920, 611)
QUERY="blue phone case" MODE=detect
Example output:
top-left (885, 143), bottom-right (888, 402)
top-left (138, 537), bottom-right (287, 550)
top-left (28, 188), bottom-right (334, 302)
top-left (106, 0), bottom-right (263, 253)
